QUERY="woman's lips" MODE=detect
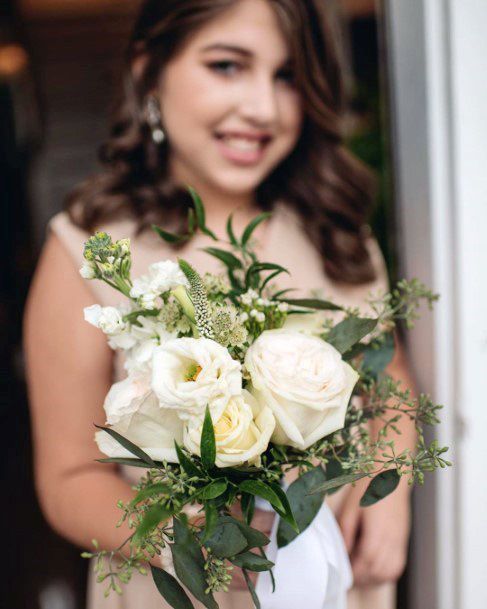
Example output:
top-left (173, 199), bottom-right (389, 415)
top-left (214, 133), bottom-right (271, 166)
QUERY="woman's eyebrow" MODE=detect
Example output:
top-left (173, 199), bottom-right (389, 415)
top-left (200, 42), bottom-right (292, 67)
top-left (200, 43), bottom-right (253, 57)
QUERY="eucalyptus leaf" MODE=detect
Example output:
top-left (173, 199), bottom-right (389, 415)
top-left (326, 317), bottom-right (378, 354)
top-left (363, 333), bottom-right (395, 377)
top-left (230, 551), bottom-right (274, 572)
top-left (200, 406), bottom-right (216, 470)
top-left (150, 566), bottom-right (195, 609)
top-left (360, 470), bottom-right (400, 507)
top-left (277, 466), bottom-right (327, 548)
top-left (309, 472), bottom-right (369, 495)
top-left (239, 480), bottom-right (285, 512)
top-left (218, 515), bottom-right (270, 548)
top-left (171, 518), bottom-right (218, 609)
top-left (95, 425), bottom-right (156, 467)
top-left (241, 212), bottom-right (272, 247)
top-left (203, 520), bottom-right (248, 558)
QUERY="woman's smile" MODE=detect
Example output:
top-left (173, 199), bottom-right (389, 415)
top-left (214, 130), bottom-right (273, 166)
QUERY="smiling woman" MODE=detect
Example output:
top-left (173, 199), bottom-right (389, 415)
top-left (65, 0), bottom-right (378, 284)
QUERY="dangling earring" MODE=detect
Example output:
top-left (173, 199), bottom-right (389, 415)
top-left (145, 95), bottom-right (165, 144)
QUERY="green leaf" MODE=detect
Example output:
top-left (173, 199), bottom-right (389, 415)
top-left (326, 317), bottom-right (378, 354)
top-left (231, 551), bottom-right (274, 572)
top-left (226, 214), bottom-right (239, 246)
top-left (323, 456), bottom-right (345, 496)
top-left (202, 502), bottom-right (218, 542)
top-left (245, 262), bottom-right (289, 290)
top-left (218, 515), bottom-right (270, 548)
top-left (241, 492), bottom-right (255, 525)
top-left (360, 470), bottom-right (400, 507)
top-left (130, 483), bottom-right (172, 507)
top-left (96, 457), bottom-right (158, 468)
top-left (277, 467), bottom-right (327, 548)
top-left (203, 519), bottom-right (248, 558)
top-left (268, 482), bottom-right (298, 533)
top-left (171, 518), bottom-right (218, 609)
top-left (200, 407), bottom-right (216, 470)
top-left (134, 504), bottom-right (174, 544)
top-left (199, 479), bottom-right (228, 500)
top-left (363, 333), bottom-right (395, 377)
top-left (187, 186), bottom-right (217, 241)
top-left (241, 212), bottom-right (272, 247)
top-left (239, 480), bottom-right (285, 512)
top-left (174, 442), bottom-right (203, 478)
top-left (279, 298), bottom-right (344, 312)
top-left (95, 425), bottom-right (156, 467)
top-left (151, 566), bottom-right (195, 609)
top-left (309, 472), bottom-right (369, 495)
top-left (187, 208), bottom-right (196, 235)
top-left (243, 569), bottom-right (261, 609)
top-left (151, 224), bottom-right (189, 244)
top-left (202, 247), bottom-right (243, 270)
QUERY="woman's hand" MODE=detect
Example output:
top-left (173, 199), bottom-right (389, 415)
top-left (336, 477), bottom-right (411, 586)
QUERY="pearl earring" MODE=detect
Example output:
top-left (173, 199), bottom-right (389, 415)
top-left (145, 95), bottom-right (165, 144)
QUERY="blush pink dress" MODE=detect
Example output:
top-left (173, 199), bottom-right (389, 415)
top-left (48, 203), bottom-right (395, 609)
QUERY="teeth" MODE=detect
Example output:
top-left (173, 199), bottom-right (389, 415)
top-left (221, 136), bottom-right (262, 151)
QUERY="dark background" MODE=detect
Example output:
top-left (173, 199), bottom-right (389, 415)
top-left (1, 1), bottom-right (403, 607)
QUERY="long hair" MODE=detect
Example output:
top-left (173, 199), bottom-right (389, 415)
top-left (65, 0), bottom-right (377, 284)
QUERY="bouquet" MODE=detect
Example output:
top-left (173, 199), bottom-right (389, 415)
top-left (80, 189), bottom-right (450, 608)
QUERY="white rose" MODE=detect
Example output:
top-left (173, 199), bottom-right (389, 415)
top-left (183, 390), bottom-right (275, 467)
top-left (245, 329), bottom-right (359, 450)
top-left (97, 371), bottom-right (183, 462)
top-left (152, 337), bottom-right (242, 422)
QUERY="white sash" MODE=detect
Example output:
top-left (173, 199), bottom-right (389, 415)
top-left (255, 499), bottom-right (353, 609)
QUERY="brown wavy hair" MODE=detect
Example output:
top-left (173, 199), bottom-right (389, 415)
top-left (66, 0), bottom-right (377, 284)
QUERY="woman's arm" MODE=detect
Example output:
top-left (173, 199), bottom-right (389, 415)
top-left (24, 232), bottom-right (136, 554)
top-left (337, 336), bottom-right (417, 586)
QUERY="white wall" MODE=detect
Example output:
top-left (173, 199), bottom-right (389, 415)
top-left (386, 1), bottom-right (487, 608)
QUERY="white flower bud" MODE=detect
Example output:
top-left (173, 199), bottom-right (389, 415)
top-left (256, 312), bottom-right (266, 323)
top-left (79, 261), bottom-right (96, 279)
top-left (250, 309), bottom-right (259, 318)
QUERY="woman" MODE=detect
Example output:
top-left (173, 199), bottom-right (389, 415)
top-left (24, 1), bottom-right (415, 608)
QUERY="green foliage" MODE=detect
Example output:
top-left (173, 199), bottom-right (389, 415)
top-left (325, 317), bottom-right (378, 354)
top-left (360, 470), bottom-right (400, 507)
top-left (151, 566), bottom-right (195, 609)
top-left (200, 407), bottom-right (216, 470)
top-left (95, 425), bottom-right (156, 467)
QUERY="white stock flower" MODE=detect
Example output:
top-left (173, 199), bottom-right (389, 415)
top-left (130, 260), bottom-right (188, 309)
top-left (245, 329), bottom-right (359, 450)
top-left (84, 304), bottom-right (126, 334)
top-left (151, 337), bottom-right (242, 422)
top-left (95, 390), bottom-right (182, 463)
top-left (183, 390), bottom-right (275, 467)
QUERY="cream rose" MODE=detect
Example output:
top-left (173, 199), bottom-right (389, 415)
top-left (95, 390), bottom-right (183, 463)
top-left (245, 329), bottom-right (359, 450)
top-left (183, 390), bottom-right (275, 467)
top-left (151, 337), bottom-right (242, 422)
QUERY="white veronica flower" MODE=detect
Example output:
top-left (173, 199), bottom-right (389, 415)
top-left (151, 337), bottom-right (242, 422)
top-left (245, 329), bottom-right (359, 450)
top-left (183, 390), bottom-right (275, 467)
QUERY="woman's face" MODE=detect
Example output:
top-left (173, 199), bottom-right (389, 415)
top-left (156, 0), bottom-right (303, 201)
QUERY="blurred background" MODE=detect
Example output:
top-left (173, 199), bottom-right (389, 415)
top-left (2, 1), bottom-right (485, 608)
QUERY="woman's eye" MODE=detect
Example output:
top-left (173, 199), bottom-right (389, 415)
top-left (276, 68), bottom-right (295, 85)
top-left (207, 60), bottom-right (242, 76)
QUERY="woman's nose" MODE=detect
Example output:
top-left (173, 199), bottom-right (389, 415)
top-left (239, 76), bottom-right (278, 126)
